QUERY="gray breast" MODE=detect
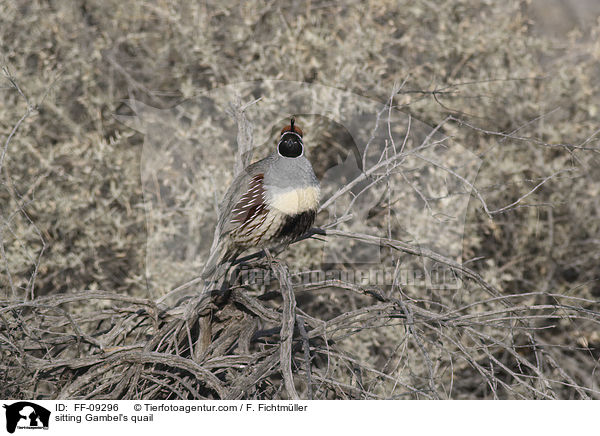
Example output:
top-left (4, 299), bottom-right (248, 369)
top-left (264, 155), bottom-right (318, 191)
top-left (263, 155), bottom-right (320, 215)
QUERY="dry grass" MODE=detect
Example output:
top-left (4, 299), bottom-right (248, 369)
top-left (1, 0), bottom-right (599, 399)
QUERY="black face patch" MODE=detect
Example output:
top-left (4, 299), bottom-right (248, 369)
top-left (275, 209), bottom-right (316, 242)
top-left (278, 133), bottom-right (303, 158)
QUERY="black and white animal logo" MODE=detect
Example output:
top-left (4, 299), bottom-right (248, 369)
top-left (3, 402), bottom-right (50, 433)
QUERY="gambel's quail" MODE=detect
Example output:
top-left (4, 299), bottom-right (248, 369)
top-left (202, 119), bottom-right (320, 278)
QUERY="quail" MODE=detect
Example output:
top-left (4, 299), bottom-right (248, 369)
top-left (202, 119), bottom-right (320, 278)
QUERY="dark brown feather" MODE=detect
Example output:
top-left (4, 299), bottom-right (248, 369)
top-left (275, 209), bottom-right (316, 243)
top-left (230, 174), bottom-right (266, 227)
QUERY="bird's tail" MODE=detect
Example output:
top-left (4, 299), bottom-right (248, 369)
top-left (201, 238), bottom-right (224, 279)
top-left (201, 237), bottom-right (240, 279)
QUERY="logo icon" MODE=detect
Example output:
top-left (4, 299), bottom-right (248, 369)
top-left (3, 402), bottom-right (50, 434)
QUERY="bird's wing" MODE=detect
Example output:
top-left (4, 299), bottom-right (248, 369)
top-left (202, 158), bottom-right (270, 279)
top-left (217, 158), bottom-right (268, 237)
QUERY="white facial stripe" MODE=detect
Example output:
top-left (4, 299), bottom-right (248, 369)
top-left (269, 186), bottom-right (320, 214)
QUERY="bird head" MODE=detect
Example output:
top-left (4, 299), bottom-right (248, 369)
top-left (278, 118), bottom-right (304, 158)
